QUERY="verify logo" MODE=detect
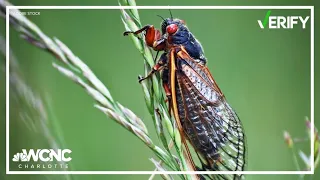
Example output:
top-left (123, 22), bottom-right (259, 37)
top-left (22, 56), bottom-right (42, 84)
top-left (258, 10), bottom-right (309, 29)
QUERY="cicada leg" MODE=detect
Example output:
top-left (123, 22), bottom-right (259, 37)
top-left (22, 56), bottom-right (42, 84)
top-left (123, 25), bottom-right (165, 51)
top-left (123, 25), bottom-right (151, 36)
top-left (138, 53), bottom-right (168, 83)
top-left (138, 62), bottom-right (164, 83)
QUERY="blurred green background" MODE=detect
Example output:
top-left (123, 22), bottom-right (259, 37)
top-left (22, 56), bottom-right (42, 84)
top-left (1, 0), bottom-right (319, 180)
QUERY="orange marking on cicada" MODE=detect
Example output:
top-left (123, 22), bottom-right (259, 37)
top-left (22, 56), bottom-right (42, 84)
top-left (179, 46), bottom-right (224, 97)
top-left (145, 26), bottom-right (156, 47)
top-left (123, 25), bottom-right (165, 51)
top-left (163, 83), bottom-right (173, 116)
top-left (163, 83), bottom-right (171, 97)
top-left (169, 49), bottom-right (198, 173)
top-left (179, 46), bottom-right (194, 60)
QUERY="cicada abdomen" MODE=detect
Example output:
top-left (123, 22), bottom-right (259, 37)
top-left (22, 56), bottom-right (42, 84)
top-left (124, 16), bottom-right (246, 180)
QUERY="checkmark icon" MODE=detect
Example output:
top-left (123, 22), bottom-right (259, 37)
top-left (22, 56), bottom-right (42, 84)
top-left (258, 10), bottom-right (272, 29)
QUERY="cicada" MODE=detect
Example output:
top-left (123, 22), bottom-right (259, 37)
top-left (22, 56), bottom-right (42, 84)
top-left (124, 15), bottom-right (246, 180)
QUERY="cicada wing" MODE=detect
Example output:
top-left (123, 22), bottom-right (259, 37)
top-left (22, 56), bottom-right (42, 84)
top-left (174, 53), bottom-right (246, 179)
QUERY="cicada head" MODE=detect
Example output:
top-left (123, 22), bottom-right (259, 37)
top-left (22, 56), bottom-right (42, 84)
top-left (161, 18), bottom-right (207, 63)
top-left (161, 18), bottom-right (188, 36)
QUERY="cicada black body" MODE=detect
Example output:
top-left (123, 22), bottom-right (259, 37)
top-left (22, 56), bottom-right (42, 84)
top-left (124, 17), bottom-right (246, 180)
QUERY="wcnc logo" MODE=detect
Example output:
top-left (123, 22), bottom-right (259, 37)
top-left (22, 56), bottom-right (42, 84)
top-left (12, 149), bottom-right (71, 169)
top-left (258, 10), bottom-right (309, 29)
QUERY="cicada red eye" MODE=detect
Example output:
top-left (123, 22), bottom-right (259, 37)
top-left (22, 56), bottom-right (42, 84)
top-left (166, 24), bottom-right (178, 35)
